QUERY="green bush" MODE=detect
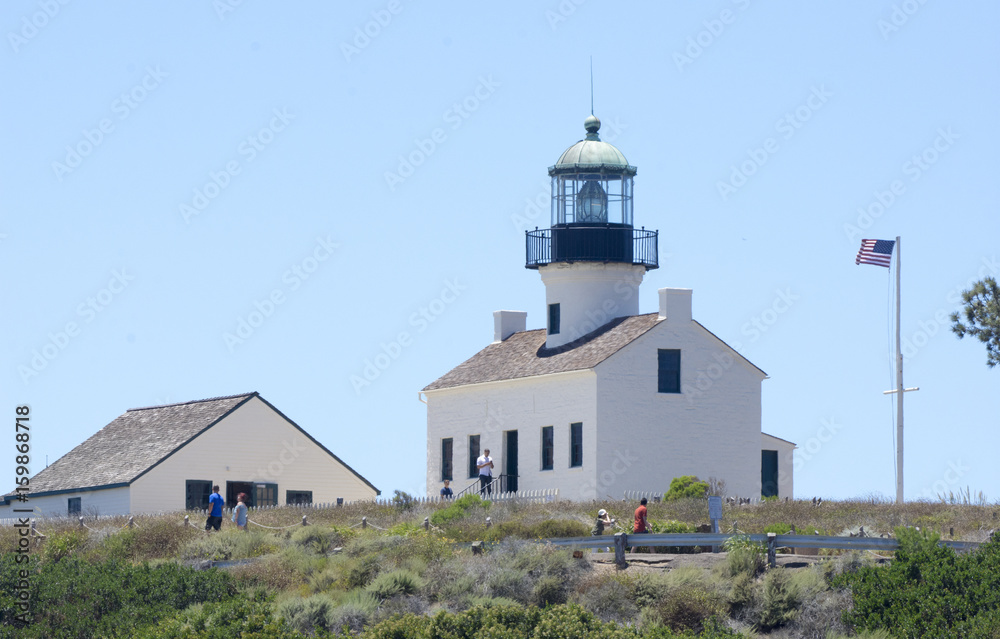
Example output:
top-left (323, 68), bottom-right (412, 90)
top-left (533, 518), bottom-right (590, 539)
top-left (665, 476), bottom-right (709, 501)
top-left (277, 593), bottom-right (337, 635)
top-left (290, 525), bottom-right (351, 554)
top-left (39, 528), bottom-right (88, 563)
top-left (833, 527), bottom-right (1000, 637)
top-left (0, 554), bottom-right (235, 638)
top-left (721, 534), bottom-right (766, 578)
top-left (643, 584), bottom-right (727, 634)
top-left (133, 590), bottom-right (304, 639)
top-left (329, 590), bottom-right (381, 634)
top-left (365, 568), bottom-right (425, 600)
top-left (430, 494), bottom-right (488, 527)
top-left (758, 568), bottom-right (798, 630)
top-left (571, 573), bottom-right (639, 623)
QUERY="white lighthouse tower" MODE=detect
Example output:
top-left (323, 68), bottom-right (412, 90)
top-left (526, 115), bottom-right (658, 348)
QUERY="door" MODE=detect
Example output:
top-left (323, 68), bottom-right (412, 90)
top-left (504, 430), bottom-right (518, 493)
top-left (761, 450), bottom-right (778, 498)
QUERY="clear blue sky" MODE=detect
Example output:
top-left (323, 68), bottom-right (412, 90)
top-left (2, 1), bottom-right (998, 504)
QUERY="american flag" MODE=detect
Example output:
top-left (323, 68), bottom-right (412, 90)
top-left (855, 239), bottom-right (895, 268)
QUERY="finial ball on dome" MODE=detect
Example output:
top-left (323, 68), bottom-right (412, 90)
top-left (584, 115), bottom-right (601, 134)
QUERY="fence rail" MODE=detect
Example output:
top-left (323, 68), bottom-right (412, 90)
top-left (545, 532), bottom-right (984, 568)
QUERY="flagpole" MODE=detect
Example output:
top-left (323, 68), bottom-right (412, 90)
top-left (895, 235), bottom-right (903, 504)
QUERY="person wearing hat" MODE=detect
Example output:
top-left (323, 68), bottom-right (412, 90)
top-left (591, 509), bottom-right (616, 536)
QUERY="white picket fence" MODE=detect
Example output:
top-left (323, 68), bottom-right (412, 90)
top-left (622, 489), bottom-right (764, 504)
top-left (0, 489), bottom-right (560, 527)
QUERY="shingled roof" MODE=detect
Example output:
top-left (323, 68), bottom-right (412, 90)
top-left (11, 393), bottom-right (256, 498)
top-left (423, 313), bottom-right (662, 391)
top-left (5, 392), bottom-right (380, 500)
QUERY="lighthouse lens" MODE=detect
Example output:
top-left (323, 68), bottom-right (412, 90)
top-left (576, 180), bottom-right (608, 223)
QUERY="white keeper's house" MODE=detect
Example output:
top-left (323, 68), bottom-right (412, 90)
top-left (1, 392), bottom-right (379, 518)
top-left (421, 115), bottom-right (794, 501)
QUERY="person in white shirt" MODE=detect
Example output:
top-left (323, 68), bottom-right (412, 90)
top-left (476, 448), bottom-right (494, 495)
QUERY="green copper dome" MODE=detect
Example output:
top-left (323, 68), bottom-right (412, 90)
top-left (549, 116), bottom-right (636, 176)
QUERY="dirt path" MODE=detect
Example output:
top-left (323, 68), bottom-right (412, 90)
top-left (587, 551), bottom-right (827, 573)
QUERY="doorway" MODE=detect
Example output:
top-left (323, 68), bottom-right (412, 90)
top-left (504, 430), bottom-right (518, 493)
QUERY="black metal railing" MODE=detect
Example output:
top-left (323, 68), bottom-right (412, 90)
top-left (455, 474), bottom-right (519, 499)
top-left (526, 226), bottom-right (658, 269)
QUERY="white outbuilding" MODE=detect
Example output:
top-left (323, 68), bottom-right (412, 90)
top-left (1, 392), bottom-right (378, 518)
top-left (422, 115), bottom-right (794, 501)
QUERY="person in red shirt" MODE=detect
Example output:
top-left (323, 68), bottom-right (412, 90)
top-left (631, 497), bottom-right (648, 552)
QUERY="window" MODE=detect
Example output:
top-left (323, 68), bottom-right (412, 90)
top-left (658, 349), bottom-right (681, 393)
top-left (256, 483), bottom-right (278, 507)
top-left (286, 490), bottom-right (313, 505)
top-left (186, 479), bottom-right (212, 510)
top-left (68, 497), bottom-right (81, 516)
top-left (468, 435), bottom-right (480, 478)
top-left (441, 437), bottom-right (453, 481)
top-left (541, 426), bottom-right (554, 471)
top-left (548, 303), bottom-right (560, 335)
top-left (570, 422), bottom-right (583, 467)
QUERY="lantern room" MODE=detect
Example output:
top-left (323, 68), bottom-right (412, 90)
top-left (526, 115), bottom-right (657, 271)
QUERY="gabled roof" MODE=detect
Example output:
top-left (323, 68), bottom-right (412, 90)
top-left (5, 392), bottom-right (379, 501)
top-left (423, 313), bottom-right (662, 391)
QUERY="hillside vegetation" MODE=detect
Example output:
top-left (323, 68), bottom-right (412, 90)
top-left (1, 496), bottom-right (999, 638)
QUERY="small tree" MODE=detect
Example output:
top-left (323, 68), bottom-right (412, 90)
top-left (665, 475), bottom-right (709, 501)
top-left (950, 277), bottom-right (1000, 368)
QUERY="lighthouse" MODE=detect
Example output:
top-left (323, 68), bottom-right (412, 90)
top-left (526, 115), bottom-right (658, 348)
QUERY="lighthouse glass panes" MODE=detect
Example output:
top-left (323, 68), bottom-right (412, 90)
top-left (551, 174), bottom-right (633, 226)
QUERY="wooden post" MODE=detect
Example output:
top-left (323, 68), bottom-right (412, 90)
top-left (767, 532), bottom-right (777, 568)
top-left (302, 515), bottom-right (308, 526)
top-left (423, 517), bottom-right (429, 531)
top-left (362, 517), bottom-right (367, 529)
top-left (128, 516), bottom-right (135, 528)
top-left (79, 517), bottom-right (84, 528)
top-left (485, 517), bottom-right (492, 528)
top-left (614, 532), bottom-right (628, 568)
top-left (471, 541), bottom-right (483, 555)
top-left (184, 515), bottom-right (190, 527)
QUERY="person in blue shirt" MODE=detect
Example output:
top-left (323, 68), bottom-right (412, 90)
top-left (440, 480), bottom-right (453, 498)
top-left (205, 485), bottom-right (225, 532)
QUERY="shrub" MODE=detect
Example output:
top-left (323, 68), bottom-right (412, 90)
top-left (643, 584), bottom-right (727, 634)
top-left (722, 534), bottom-right (766, 578)
top-left (99, 520), bottom-right (201, 562)
top-left (391, 489), bottom-right (416, 510)
top-left (39, 528), bottom-right (88, 563)
top-left (665, 475), bottom-right (709, 501)
top-left (430, 494), bottom-right (488, 527)
top-left (758, 567), bottom-right (798, 630)
top-left (833, 527), bottom-right (1000, 637)
top-left (726, 571), bottom-right (760, 621)
top-left (290, 525), bottom-right (350, 554)
top-left (336, 554), bottom-right (382, 589)
top-left (133, 591), bottom-right (302, 639)
top-left (277, 592), bottom-right (338, 634)
top-left (0, 554), bottom-right (234, 638)
top-left (365, 569), bottom-right (425, 600)
top-left (533, 518), bottom-right (590, 539)
top-left (181, 529), bottom-right (281, 561)
top-left (329, 590), bottom-right (381, 634)
top-left (571, 573), bottom-right (638, 623)
top-left (533, 575), bottom-right (566, 607)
